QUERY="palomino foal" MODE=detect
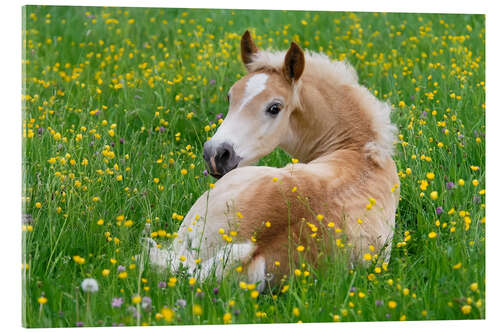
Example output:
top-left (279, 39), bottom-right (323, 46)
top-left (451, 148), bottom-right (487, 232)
top-left (148, 31), bottom-right (400, 291)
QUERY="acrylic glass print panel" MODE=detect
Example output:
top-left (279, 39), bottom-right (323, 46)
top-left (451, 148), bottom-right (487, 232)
top-left (22, 5), bottom-right (485, 328)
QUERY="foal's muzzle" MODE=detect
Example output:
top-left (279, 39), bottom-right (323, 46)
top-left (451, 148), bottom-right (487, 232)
top-left (203, 141), bottom-right (241, 179)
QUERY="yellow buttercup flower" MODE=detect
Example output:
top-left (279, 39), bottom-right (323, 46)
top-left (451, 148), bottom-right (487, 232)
top-left (461, 305), bottom-right (472, 315)
top-left (193, 304), bottom-right (202, 316)
top-left (161, 307), bottom-right (174, 322)
top-left (430, 191), bottom-right (438, 200)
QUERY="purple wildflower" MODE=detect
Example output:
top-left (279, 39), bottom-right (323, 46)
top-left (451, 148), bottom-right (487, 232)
top-left (203, 169), bottom-right (209, 177)
top-left (127, 305), bottom-right (138, 318)
top-left (158, 281), bottom-right (167, 288)
top-left (38, 128), bottom-right (43, 135)
top-left (111, 297), bottom-right (123, 308)
top-left (176, 299), bottom-right (187, 308)
top-left (446, 182), bottom-right (455, 190)
top-left (473, 195), bottom-right (481, 204)
top-left (209, 79), bottom-right (216, 85)
top-left (213, 287), bottom-right (219, 295)
top-left (436, 206), bottom-right (444, 215)
top-left (159, 126), bottom-right (165, 132)
top-left (142, 296), bottom-right (152, 312)
top-left (117, 265), bottom-right (126, 272)
top-left (76, 321), bottom-right (84, 327)
top-left (216, 113), bottom-right (224, 120)
top-left (234, 309), bottom-right (241, 316)
top-left (375, 300), bottom-right (384, 307)
top-left (120, 138), bottom-right (125, 144)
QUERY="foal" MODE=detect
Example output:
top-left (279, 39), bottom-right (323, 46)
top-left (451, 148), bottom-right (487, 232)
top-left (148, 31), bottom-right (400, 290)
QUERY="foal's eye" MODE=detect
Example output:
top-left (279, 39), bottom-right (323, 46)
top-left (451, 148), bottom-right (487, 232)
top-left (266, 103), bottom-right (282, 116)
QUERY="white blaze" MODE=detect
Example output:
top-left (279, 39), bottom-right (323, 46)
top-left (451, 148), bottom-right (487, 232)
top-left (239, 73), bottom-right (268, 111)
top-left (210, 73), bottom-right (268, 143)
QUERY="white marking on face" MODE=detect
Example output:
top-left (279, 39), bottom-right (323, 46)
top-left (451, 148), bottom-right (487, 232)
top-left (239, 73), bottom-right (268, 111)
top-left (207, 72), bottom-right (277, 167)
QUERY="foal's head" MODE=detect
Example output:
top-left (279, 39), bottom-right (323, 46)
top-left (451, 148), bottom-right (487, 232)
top-left (203, 31), bottom-right (305, 179)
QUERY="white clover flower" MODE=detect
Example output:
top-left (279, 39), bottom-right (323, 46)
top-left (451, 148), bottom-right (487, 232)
top-left (81, 278), bottom-right (99, 293)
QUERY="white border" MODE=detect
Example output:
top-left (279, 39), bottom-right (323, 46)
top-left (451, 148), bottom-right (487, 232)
top-left (2, 1), bottom-right (498, 333)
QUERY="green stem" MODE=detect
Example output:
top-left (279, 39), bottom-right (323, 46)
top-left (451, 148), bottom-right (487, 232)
top-left (86, 292), bottom-right (93, 325)
top-left (38, 304), bottom-right (43, 322)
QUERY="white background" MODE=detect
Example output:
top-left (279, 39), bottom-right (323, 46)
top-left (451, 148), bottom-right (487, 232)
top-left (1, 1), bottom-right (497, 332)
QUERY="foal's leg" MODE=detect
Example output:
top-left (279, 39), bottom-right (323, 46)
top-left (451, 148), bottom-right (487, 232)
top-left (198, 242), bottom-right (256, 280)
top-left (246, 255), bottom-right (267, 292)
top-left (145, 238), bottom-right (176, 269)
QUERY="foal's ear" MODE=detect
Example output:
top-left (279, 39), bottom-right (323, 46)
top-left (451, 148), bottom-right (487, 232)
top-left (283, 42), bottom-right (305, 83)
top-left (241, 30), bottom-right (258, 70)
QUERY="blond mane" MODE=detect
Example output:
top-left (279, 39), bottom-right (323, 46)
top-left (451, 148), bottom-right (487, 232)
top-left (247, 49), bottom-right (397, 164)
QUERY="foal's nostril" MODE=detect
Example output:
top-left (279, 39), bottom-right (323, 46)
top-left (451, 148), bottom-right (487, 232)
top-left (203, 141), bottom-right (240, 178)
top-left (218, 147), bottom-right (231, 164)
top-left (215, 142), bottom-right (237, 168)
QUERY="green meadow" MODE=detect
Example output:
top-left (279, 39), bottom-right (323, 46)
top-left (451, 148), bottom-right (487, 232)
top-left (22, 6), bottom-right (485, 327)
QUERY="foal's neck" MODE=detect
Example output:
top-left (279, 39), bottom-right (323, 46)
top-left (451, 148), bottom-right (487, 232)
top-left (282, 79), bottom-right (376, 163)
